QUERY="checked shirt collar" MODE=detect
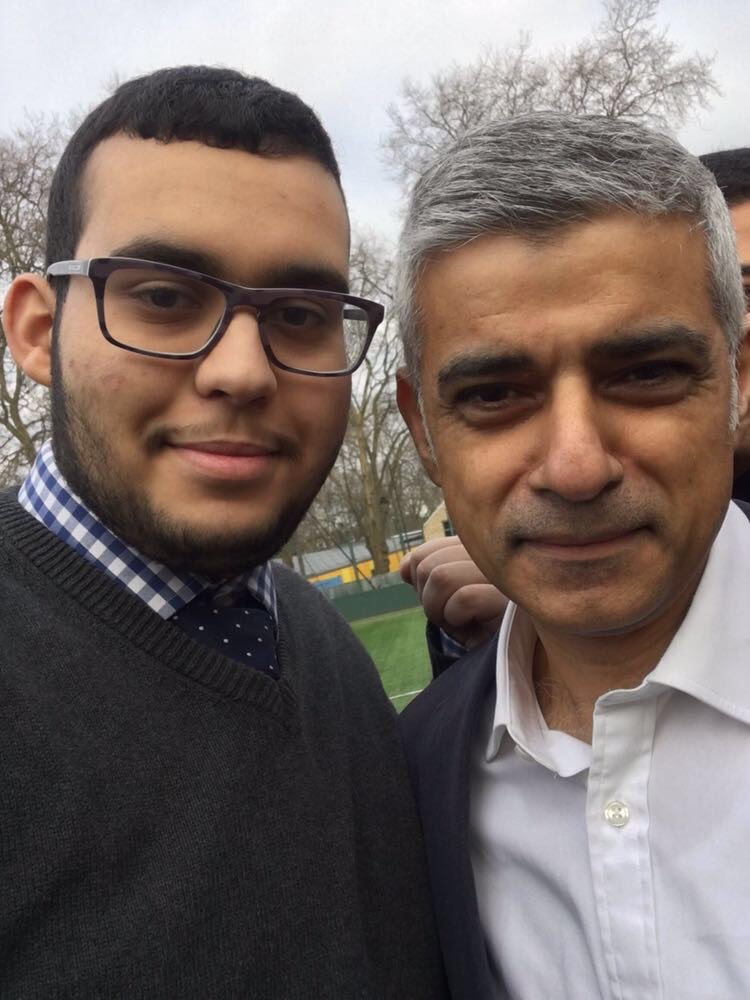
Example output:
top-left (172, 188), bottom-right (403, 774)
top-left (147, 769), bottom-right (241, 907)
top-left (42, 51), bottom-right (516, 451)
top-left (19, 441), bottom-right (277, 624)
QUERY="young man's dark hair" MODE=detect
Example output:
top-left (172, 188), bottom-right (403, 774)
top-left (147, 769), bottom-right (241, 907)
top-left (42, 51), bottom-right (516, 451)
top-left (46, 65), bottom-right (342, 270)
top-left (699, 147), bottom-right (750, 206)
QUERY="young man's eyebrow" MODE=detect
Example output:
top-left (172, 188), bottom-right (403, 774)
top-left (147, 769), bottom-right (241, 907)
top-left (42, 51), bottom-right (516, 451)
top-left (258, 265), bottom-right (349, 295)
top-left (108, 239), bottom-right (349, 294)
top-left (109, 239), bottom-right (224, 277)
top-left (437, 350), bottom-right (535, 389)
top-left (586, 326), bottom-right (714, 365)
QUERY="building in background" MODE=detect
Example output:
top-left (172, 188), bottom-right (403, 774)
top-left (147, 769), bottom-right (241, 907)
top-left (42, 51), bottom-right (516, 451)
top-left (423, 500), bottom-right (455, 542)
top-left (293, 532), bottom-right (424, 589)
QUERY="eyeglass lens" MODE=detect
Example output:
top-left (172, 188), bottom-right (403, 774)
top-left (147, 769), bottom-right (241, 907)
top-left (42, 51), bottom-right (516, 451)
top-left (103, 266), bottom-right (370, 371)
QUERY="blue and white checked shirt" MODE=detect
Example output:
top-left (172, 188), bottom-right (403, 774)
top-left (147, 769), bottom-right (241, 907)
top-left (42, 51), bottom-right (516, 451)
top-left (19, 441), bottom-right (277, 624)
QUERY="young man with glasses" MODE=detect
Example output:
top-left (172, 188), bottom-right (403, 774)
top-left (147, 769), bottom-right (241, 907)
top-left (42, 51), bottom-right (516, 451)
top-left (1, 66), bottom-right (445, 999)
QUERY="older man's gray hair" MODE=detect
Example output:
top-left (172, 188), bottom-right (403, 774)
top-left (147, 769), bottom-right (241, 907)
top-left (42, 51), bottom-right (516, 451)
top-left (395, 113), bottom-right (745, 396)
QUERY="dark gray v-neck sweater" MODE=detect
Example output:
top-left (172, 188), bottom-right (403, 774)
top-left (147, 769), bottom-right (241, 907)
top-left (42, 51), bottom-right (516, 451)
top-left (0, 494), bottom-right (446, 999)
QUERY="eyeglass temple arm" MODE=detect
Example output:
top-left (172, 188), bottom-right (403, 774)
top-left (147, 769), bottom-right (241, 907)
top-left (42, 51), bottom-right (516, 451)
top-left (46, 260), bottom-right (91, 278)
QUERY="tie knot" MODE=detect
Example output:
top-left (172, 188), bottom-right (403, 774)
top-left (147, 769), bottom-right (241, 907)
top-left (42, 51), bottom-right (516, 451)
top-left (173, 594), bottom-right (278, 678)
top-left (193, 584), bottom-right (258, 610)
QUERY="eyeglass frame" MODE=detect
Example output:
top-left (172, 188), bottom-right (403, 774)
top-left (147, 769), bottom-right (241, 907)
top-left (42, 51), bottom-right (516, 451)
top-left (46, 256), bottom-right (385, 377)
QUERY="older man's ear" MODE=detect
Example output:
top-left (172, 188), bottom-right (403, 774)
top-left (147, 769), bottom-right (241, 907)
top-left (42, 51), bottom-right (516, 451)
top-left (396, 367), bottom-right (441, 487)
top-left (3, 274), bottom-right (55, 387)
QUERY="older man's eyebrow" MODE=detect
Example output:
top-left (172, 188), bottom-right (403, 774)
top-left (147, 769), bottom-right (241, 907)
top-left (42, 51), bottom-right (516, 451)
top-left (586, 326), bottom-right (714, 366)
top-left (436, 327), bottom-right (715, 393)
top-left (109, 238), bottom-right (349, 293)
top-left (437, 350), bottom-right (536, 390)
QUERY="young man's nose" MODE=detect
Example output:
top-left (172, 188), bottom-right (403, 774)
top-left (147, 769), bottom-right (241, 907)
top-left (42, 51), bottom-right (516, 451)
top-left (193, 310), bottom-right (278, 404)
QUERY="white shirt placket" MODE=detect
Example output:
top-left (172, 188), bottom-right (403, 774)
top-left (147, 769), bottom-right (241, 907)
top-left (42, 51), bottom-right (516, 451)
top-left (587, 690), bottom-right (664, 1000)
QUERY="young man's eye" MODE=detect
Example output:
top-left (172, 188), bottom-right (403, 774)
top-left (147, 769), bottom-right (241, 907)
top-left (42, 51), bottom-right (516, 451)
top-left (128, 282), bottom-right (202, 311)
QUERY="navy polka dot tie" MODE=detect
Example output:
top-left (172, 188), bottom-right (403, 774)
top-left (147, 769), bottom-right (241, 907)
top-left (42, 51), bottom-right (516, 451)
top-left (172, 592), bottom-right (278, 678)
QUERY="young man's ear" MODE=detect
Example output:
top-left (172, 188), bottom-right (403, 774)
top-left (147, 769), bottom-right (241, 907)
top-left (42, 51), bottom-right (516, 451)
top-left (3, 274), bottom-right (56, 388)
top-left (396, 367), bottom-right (441, 487)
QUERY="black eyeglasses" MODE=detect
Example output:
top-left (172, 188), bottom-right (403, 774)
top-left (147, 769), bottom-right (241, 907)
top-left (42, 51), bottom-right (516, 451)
top-left (46, 257), bottom-right (385, 376)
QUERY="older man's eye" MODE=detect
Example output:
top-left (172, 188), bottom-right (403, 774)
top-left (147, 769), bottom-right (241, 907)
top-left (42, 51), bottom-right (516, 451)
top-left (620, 361), bottom-right (691, 383)
top-left (454, 383), bottom-right (524, 405)
top-left (606, 360), bottom-right (699, 401)
top-left (446, 383), bottom-right (539, 425)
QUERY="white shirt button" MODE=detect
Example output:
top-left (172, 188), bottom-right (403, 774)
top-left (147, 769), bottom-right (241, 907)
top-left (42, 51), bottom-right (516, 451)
top-left (604, 800), bottom-right (630, 828)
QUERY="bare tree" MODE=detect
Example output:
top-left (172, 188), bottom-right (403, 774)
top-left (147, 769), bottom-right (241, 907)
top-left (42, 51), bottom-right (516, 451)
top-left (383, 0), bottom-right (718, 186)
top-left (295, 234), bottom-right (440, 575)
top-left (383, 36), bottom-right (549, 188)
top-left (0, 116), bottom-right (63, 484)
top-left (553, 0), bottom-right (717, 122)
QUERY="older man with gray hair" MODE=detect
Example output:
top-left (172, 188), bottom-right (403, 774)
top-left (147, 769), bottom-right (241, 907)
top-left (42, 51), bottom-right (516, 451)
top-left (397, 113), bottom-right (750, 1000)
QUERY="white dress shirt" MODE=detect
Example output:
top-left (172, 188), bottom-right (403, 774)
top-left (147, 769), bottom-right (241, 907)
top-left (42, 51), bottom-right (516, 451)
top-left (470, 502), bottom-right (750, 1000)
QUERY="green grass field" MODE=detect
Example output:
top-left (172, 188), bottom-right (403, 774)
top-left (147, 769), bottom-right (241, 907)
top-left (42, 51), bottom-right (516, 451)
top-left (351, 606), bottom-right (431, 711)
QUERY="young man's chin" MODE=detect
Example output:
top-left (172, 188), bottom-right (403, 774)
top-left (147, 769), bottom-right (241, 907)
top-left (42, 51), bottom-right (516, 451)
top-left (134, 510), bottom-right (296, 576)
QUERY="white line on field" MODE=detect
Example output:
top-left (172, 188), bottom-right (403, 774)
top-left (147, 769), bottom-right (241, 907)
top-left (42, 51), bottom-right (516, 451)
top-left (389, 688), bottom-right (423, 701)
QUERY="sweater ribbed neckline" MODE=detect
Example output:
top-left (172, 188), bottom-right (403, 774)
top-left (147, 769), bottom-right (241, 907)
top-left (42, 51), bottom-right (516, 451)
top-left (0, 491), bottom-right (296, 723)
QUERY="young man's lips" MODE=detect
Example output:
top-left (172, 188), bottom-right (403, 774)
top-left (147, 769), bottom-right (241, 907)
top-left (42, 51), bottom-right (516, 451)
top-left (168, 441), bottom-right (279, 479)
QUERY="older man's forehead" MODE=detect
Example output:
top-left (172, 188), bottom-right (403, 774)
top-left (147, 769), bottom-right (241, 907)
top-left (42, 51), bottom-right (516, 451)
top-left (418, 213), bottom-right (717, 346)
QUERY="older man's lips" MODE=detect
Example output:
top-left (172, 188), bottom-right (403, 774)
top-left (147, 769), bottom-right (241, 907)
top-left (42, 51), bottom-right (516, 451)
top-left (523, 529), bottom-right (643, 560)
top-left (169, 441), bottom-right (278, 480)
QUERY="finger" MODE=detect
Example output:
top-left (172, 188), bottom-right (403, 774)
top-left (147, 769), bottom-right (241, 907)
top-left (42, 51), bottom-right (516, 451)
top-left (413, 547), bottom-right (487, 601)
top-left (399, 552), bottom-right (414, 583)
top-left (443, 584), bottom-right (509, 633)
top-left (419, 560), bottom-right (493, 623)
top-left (400, 535), bottom-right (466, 590)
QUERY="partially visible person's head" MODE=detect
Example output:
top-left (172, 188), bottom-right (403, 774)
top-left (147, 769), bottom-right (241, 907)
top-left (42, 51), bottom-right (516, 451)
top-left (4, 66), bottom-right (366, 577)
top-left (701, 146), bottom-right (750, 474)
top-left (699, 147), bottom-right (750, 209)
top-left (396, 113), bottom-right (749, 644)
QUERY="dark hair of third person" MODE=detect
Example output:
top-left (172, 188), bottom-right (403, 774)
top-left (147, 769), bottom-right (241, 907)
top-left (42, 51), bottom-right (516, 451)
top-left (700, 147), bottom-right (750, 207)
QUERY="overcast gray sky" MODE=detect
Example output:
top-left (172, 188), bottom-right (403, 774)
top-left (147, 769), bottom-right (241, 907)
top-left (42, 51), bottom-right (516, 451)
top-left (1, 0), bottom-right (748, 240)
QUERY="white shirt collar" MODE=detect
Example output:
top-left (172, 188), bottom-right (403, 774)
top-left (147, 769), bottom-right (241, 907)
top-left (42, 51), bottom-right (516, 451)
top-left (488, 502), bottom-right (750, 768)
top-left (646, 501), bottom-right (750, 723)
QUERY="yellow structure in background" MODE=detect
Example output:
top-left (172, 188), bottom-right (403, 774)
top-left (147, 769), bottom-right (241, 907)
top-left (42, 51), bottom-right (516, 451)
top-left (423, 500), bottom-right (454, 542)
top-left (298, 525), bottom-right (445, 590)
top-left (307, 548), bottom-right (408, 587)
